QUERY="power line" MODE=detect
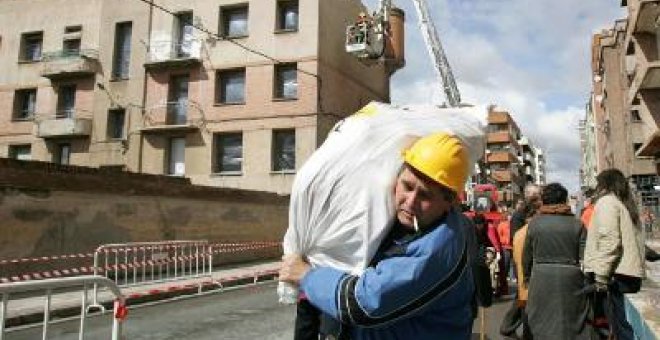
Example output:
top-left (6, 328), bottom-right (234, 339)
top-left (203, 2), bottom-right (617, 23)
top-left (133, 0), bottom-right (319, 79)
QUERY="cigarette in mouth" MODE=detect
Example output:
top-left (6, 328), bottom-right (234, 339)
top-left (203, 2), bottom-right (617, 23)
top-left (413, 215), bottom-right (419, 233)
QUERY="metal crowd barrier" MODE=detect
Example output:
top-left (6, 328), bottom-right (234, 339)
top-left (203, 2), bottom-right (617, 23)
top-left (0, 275), bottom-right (126, 340)
top-left (90, 240), bottom-right (211, 309)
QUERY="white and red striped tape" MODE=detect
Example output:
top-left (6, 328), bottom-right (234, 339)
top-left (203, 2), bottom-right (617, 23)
top-left (0, 242), bottom-right (282, 283)
top-left (0, 253), bottom-right (94, 265)
top-left (123, 269), bottom-right (280, 300)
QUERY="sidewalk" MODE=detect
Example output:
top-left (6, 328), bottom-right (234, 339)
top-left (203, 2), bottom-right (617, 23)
top-left (624, 240), bottom-right (660, 339)
top-left (4, 261), bottom-right (281, 327)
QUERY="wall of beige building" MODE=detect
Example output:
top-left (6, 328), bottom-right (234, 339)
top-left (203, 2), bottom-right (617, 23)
top-left (602, 26), bottom-right (631, 173)
top-left (0, 0), bottom-right (102, 163)
top-left (93, 0), bottom-right (152, 171)
top-left (316, 0), bottom-right (391, 142)
top-left (0, 0), bottom-right (392, 194)
top-left (602, 20), bottom-right (655, 177)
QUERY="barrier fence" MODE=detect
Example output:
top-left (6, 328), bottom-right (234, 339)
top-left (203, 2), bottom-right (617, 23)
top-left (0, 275), bottom-right (126, 340)
top-left (90, 240), bottom-right (211, 309)
top-left (0, 241), bottom-right (281, 284)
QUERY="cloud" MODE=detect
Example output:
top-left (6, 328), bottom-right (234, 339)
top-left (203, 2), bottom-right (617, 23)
top-left (365, 0), bottom-right (624, 192)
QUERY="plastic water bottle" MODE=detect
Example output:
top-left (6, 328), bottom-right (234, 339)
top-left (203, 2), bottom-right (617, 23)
top-left (277, 281), bottom-right (298, 304)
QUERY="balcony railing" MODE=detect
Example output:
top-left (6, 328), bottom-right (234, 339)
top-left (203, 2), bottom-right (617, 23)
top-left (145, 40), bottom-right (202, 69)
top-left (141, 101), bottom-right (204, 133)
top-left (36, 111), bottom-right (93, 138)
top-left (40, 49), bottom-right (99, 79)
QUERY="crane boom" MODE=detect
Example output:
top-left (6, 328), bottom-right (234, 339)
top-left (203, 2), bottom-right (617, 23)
top-left (410, 0), bottom-right (461, 107)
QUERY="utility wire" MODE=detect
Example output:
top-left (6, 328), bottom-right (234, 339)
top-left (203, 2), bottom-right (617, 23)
top-left (133, 0), bottom-right (319, 79)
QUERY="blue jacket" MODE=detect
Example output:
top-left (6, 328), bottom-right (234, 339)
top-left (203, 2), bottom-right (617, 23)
top-left (301, 209), bottom-right (474, 339)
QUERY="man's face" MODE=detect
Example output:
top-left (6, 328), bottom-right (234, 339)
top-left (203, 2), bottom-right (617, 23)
top-left (394, 167), bottom-right (453, 231)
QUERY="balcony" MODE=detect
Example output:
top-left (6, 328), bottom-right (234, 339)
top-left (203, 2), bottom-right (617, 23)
top-left (37, 113), bottom-right (92, 138)
top-left (491, 169), bottom-right (513, 183)
top-left (487, 131), bottom-right (513, 144)
top-left (41, 49), bottom-right (99, 80)
top-left (522, 152), bottom-right (534, 164)
top-left (140, 101), bottom-right (203, 134)
top-left (628, 60), bottom-right (660, 101)
top-left (487, 111), bottom-right (510, 124)
top-left (486, 150), bottom-right (517, 163)
top-left (144, 40), bottom-right (202, 70)
top-left (629, 1), bottom-right (660, 35)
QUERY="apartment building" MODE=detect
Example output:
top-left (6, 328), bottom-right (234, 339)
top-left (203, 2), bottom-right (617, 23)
top-left (519, 136), bottom-right (546, 186)
top-left (534, 147), bottom-right (546, 185)
top-left (484, 108), bottom-right (525, 205)
top-left (579, 99), bottom-right (598, 190)
top-left (0, 0), bottom-right (399, 194)
top-left (586, 5), bottom-right (659, 208)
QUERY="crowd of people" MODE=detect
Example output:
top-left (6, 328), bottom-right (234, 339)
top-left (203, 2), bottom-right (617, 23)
top-left (488, 169), bottom-right (649, 339)
top-left (279, 130), bottom-right (652, 339)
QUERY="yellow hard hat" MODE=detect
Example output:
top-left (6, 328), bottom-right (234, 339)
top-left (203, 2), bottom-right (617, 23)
top-left (402, 132), bottom-right (469, 193)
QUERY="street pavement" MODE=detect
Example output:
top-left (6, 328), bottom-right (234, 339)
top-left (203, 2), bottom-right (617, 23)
top-left (5, 280), bottom-right (517, 340)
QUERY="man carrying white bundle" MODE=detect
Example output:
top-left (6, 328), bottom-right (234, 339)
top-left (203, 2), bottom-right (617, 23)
top-left (279, 132), bottom-right (475, 339)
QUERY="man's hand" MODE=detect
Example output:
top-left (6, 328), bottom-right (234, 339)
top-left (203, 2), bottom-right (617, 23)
top-left (279, 254), bottom-right (311, 286)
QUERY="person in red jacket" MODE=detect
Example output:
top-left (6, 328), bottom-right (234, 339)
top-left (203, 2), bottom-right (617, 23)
top-left (487, 217), bottom-right (507, 296)
top-left (580, 188), bottom-right (595, 229)
top-left (498, 213), bottom-right (513, 284)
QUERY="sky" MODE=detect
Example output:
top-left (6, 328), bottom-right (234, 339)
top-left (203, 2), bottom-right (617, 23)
top-left (363, 0), bottom-right (626, 192)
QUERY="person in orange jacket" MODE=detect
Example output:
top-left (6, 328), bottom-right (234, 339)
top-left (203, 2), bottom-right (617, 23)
top-left (580, 188), bottom-right (595, 229)
top-left (498, 212), bottom-right (513, 284)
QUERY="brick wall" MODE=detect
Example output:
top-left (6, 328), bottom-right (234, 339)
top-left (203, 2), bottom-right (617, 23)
top-left (0, 158), bottom-right (289, 269)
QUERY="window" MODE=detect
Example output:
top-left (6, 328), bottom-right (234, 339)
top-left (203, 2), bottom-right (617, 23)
top-left (167, 74), bottom-right (189, 124)
top-left (214, 132), bottom-right (243, 173)
top-left (168, 137), bottom-right (186, 176)
top-left (13, 89), bottom-right (37, 120)
top-left (63, 38), bottom-right (81, 56)
top-left (272, 129), bottom-right (295, 171)
top-left (631, 110), bottom-right (642, 122)
top-left (277, 1), bottom-right (299, 31)
top-left (56, 85), bottom-right (76, 118)
top-left (274, 63), bottom-right (297, 99)
top-left (216, 69), bottom-right (246, 104)
top-left (19, 32), bottom-right (43, 62)
top-left (55, 143), bottom-right (71, 165)
top-left (112, 22), bottom-right (132, 79)
top-left (220, 5), bottom-right (249, 38)
top-left (63, 25), bottom-right (82, 56)
top-left (175, 12), bottom-right (193, 58)
top-left (107, 109), bottom-right (126, 139)
top-left (9, 145), bottom-right (31, 161)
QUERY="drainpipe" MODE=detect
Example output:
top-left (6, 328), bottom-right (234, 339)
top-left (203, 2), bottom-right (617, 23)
top-left (138, 0), bottom-right (154, 173)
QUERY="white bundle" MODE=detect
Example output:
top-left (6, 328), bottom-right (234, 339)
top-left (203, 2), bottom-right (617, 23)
top-left (279, 102), bottom-right (486, 303)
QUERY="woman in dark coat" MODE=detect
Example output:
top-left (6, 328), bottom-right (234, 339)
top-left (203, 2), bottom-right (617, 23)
top-left (523, 183), bottom-right (592, 339)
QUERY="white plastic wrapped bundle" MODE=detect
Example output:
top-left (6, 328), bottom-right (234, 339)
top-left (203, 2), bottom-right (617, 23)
top-left (278, 102), bottom-right (486, 303)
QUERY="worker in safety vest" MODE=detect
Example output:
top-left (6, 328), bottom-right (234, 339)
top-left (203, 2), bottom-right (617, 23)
top-left (280, 132), bottom-right (475, 339)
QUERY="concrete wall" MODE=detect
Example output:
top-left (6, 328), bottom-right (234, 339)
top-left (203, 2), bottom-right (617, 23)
top-left (0, 159), bottom-right (288, 261)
